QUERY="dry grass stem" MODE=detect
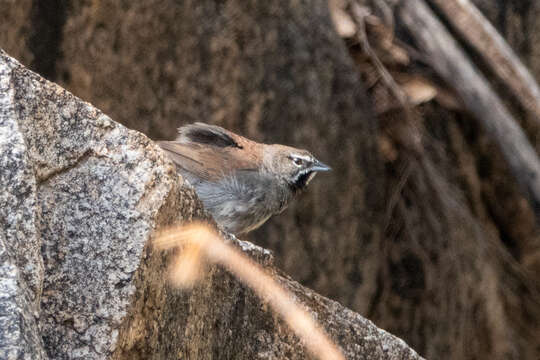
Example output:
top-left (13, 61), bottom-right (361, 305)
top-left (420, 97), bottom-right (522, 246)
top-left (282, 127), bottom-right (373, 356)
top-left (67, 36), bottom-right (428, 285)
top-left (154, 223), bottom-right (345, 360)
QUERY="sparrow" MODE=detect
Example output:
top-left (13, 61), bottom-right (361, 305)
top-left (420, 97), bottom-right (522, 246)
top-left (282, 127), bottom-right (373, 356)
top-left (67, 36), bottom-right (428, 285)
top-left (158, 123), bottom-right (331, 235)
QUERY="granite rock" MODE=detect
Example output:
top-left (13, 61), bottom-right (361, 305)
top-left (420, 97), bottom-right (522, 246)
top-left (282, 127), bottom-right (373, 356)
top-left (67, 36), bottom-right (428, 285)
top-left (0, 47), bottom-right (45, 360)
top-left (0, 48), bottom-right (198, 359)
top-left (0, 48), bottom-right (421, 359)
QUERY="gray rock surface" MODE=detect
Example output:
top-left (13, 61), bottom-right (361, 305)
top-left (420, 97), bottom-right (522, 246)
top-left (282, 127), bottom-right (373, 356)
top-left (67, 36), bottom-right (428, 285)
top-left (0, 48), bottom-right (421, 359)
top-left (0, 46), bottom-right (46, 360)
top-left (0, 47), bottom-right (195, 359)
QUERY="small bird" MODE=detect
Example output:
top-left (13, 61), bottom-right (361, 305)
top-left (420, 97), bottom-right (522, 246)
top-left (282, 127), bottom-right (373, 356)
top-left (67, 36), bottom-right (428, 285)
top-left (158, 123), bottom-right (330, 235)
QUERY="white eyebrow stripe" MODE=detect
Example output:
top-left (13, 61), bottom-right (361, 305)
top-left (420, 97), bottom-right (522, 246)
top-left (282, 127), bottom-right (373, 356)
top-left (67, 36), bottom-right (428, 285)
top-left (291, 154), bottom-right (312, 162)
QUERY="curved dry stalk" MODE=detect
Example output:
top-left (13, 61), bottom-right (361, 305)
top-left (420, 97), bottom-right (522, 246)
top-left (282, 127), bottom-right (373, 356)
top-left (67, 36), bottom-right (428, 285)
top-left (154, 223), bottom-right (345, 360)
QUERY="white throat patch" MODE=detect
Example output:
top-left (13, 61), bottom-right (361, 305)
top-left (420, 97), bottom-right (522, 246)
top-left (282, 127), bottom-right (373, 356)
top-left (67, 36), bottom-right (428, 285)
top-left (293, 168), bottom-right (317, 185)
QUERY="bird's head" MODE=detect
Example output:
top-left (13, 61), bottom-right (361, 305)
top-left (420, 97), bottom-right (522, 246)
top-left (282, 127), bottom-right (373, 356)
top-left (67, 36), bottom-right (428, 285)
top-left (263, 145), bottom-right (331, 192)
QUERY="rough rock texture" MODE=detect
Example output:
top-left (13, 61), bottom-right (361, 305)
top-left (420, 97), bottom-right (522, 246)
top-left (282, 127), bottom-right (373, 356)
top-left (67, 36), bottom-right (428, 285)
top-left (114, 235), bottom-right (423, 360)
top-left (0, 47), bottom-right (197, 359)
top-left (0, 52), bottom-right (45, 359)
top-left (0, 49), bottom-right (421, 359)
top-left (0, 47), bottom-right (179, 358)
top-left (0, 0), bottom-right (383, 313)
top-left (3, 1), bottom-right (540, 359)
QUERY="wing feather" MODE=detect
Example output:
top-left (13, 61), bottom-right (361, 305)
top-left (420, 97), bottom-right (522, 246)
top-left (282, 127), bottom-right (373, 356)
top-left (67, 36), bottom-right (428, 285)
top-left (157, 140), bottom-right (260, 182)
top-left (176, 123), bottom-right (243, 148)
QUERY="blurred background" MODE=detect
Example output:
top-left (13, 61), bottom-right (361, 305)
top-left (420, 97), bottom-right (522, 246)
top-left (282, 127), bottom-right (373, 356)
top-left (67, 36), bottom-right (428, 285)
top-left (2, 0), bottom-right (540, 359)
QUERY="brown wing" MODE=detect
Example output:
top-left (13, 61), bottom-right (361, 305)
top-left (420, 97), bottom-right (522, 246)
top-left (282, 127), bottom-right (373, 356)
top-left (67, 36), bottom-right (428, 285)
top-left (157, 123), bottom-right (262, 181)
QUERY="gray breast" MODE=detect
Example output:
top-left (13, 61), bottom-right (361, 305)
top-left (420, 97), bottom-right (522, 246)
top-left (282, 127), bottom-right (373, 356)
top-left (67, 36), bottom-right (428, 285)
top-left (186, 170), bottom-right (291, 234)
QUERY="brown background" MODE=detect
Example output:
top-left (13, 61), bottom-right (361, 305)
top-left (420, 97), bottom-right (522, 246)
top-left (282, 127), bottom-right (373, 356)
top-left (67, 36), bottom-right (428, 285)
top-left (2, 1), bottom-right (539, 359)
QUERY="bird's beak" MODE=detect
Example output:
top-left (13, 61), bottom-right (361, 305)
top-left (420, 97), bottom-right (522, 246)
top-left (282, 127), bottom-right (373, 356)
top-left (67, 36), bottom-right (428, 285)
top-left (311, 159), bottom-right (331, 172)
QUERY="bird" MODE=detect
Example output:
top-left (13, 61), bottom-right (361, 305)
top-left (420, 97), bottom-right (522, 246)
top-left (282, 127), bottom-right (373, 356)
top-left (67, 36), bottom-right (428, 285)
top-left (157, 122), bottom-right (331, 235)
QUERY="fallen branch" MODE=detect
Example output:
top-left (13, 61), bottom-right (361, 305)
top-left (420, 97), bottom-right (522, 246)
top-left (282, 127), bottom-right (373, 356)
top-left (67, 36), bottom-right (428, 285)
top-left (394, 0), bottom-right (540, 218)
top-left (428, 0), bottom-right (540, 127)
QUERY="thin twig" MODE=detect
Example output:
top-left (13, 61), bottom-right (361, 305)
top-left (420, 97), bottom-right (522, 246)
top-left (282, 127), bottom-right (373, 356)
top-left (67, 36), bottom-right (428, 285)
top-left (350, 3), bottom-right (410, 108)
top-left (383, 161), bottom-right (412, 234)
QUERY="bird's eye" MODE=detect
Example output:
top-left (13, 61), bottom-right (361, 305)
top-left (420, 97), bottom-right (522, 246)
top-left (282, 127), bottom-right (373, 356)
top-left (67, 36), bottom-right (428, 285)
top-left (292, 157), bottom-right (303, 166)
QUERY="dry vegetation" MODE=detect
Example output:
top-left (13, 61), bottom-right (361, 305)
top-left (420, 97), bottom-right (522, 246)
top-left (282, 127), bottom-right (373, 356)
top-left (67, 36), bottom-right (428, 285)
top-left (330, 0), bottom-right (540, 358)
top-left (155, 223), bottom-right (345, 360)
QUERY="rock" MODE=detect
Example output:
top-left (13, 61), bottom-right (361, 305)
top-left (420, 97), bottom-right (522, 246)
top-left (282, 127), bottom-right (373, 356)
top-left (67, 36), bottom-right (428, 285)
top-left (0, 48), bottom-right (421, 359)
top-left (0, 46), bottom-right (46, 360)
top-left (114, 228), bottom-right (423, 360)
top-left (0, 0), bottom-right (383, 336)
top-left (0, 47), bottom-right (200, 359)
